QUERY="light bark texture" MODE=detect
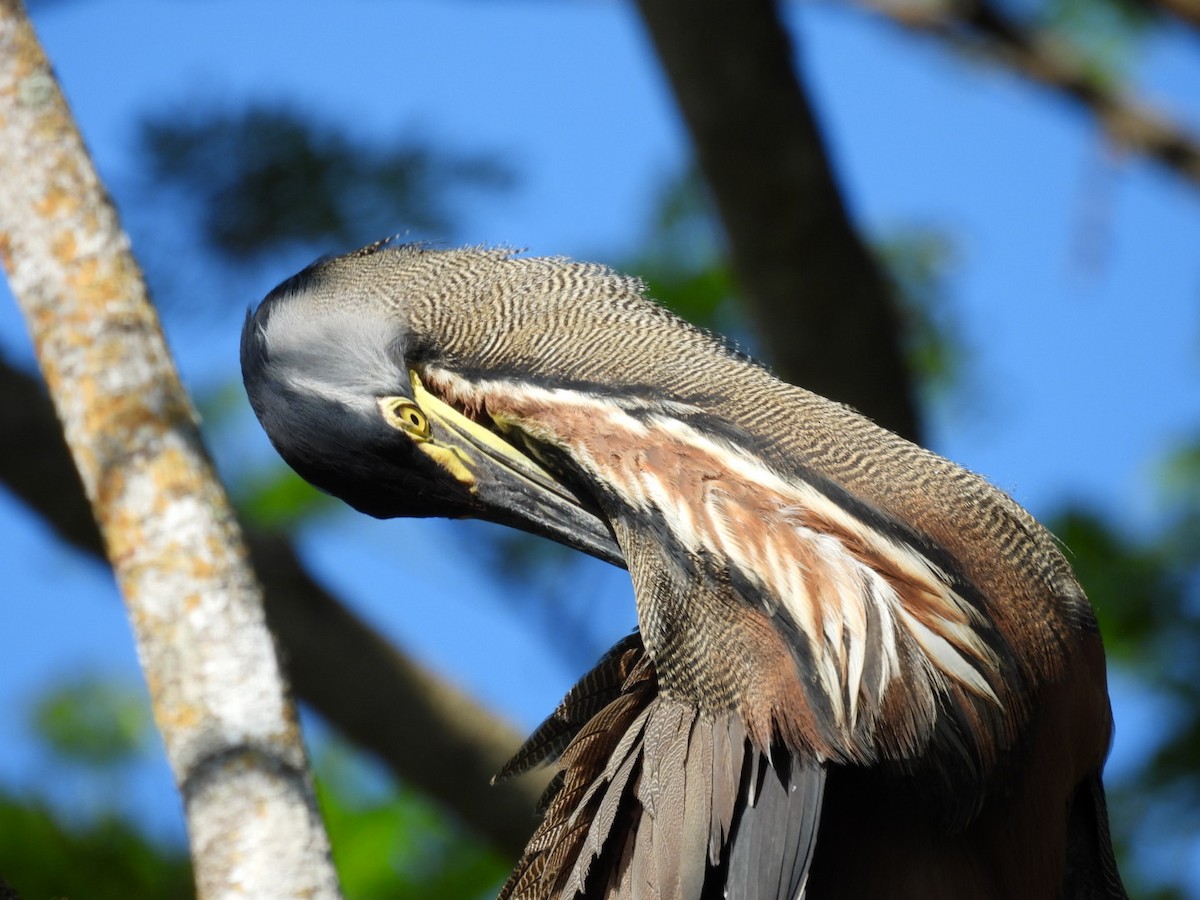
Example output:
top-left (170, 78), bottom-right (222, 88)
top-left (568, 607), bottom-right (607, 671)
top-left (636, 0), bottom-right (921, 442)
top-left (0, 4), bottom-right (340, 897)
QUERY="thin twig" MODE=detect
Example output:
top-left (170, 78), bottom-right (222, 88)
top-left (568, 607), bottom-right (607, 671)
top-left (861, 0), bottom-right (1200, 187)
top-left (1135, 0), bottom-right (1200, 32)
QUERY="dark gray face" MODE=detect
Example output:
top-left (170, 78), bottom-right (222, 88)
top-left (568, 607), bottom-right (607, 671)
top-left (240, 257), bottom-right (623, 563)
top-left (241, 269), bottom-right (451, 519)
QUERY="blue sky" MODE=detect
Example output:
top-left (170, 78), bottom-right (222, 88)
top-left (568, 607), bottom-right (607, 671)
top-left (2, 0), bottom-right (1199, 886)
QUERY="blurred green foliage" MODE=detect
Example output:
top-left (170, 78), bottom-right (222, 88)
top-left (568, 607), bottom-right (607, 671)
top-left (140, 103), bottom-right (511, 261)
top-left (4, 677), bottom-right (506, 900)
top-left (33, 678), bottom-right (153, 769)
top-left (1042, 0), bottom-right (1152, 84)
top-left (619, 167), bottom-right (966, 405)
top-left (0, 795), bottom-right (193, 900)
top-left (876, 228), bottom-right (965, 402)
top-left (622, 167), bottom-right (737, 329)
top-left (4, 677), bottom-right (192, 899)
top-left (1048, 436), bottom-right (1200, 899)
top-left (316, 744), bottom-right (507, 900)
top-left (234, 465), bottom-right (335, 531)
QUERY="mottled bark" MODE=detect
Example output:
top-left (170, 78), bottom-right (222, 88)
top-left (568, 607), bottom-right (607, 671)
top-left (0, 358), bottom-right (543, 858)
top-left (636, 0), bottom-right (921, 442)
top-left (0, 4), bottom-right (340, 897)
top-left (863, 0), bottom-right (1200, 188)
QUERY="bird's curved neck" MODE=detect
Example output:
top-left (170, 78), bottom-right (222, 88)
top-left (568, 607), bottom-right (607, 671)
top-left (422, 364), bottom-right (1009, 764)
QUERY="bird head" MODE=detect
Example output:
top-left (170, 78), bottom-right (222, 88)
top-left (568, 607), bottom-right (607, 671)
top-left (240, 240), bottom-right (624, 565)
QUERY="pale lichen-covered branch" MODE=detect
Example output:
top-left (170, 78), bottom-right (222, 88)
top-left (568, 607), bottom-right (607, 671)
top-left (0, 2), bottom-right (340, 897)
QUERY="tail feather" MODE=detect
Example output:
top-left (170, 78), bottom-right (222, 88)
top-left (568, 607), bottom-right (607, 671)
top-left (679, 714), bottom-right (714, 900)
top-left (638, 703), bottom-right (698, 898)
top-left (709, 715), bottom-right (745, 865)
top-left (726, 750), bottom-right (825, 900)
top-left (498, 640), bottom-right (655, 900)
top-left (497, 635), bottom-right (827, 900)
top-left (561, 727), bottom-right (643, 896)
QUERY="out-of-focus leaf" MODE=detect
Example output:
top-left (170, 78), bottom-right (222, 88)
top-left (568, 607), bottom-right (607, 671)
top-left (624, 168), bottom-right (966, 400)
top-left (640, 261), bottom-right (737, 330)
top-left (194, 380), bottom-right (253, 432)
top-left (1042, 0), bottom-right (1152, 84)
top-left (876, 228), bottom-right (964, 399)
top-left (315, 742), bottom-right (508, 899)
top-left (1050, 479), bottom-right (1200, 898)
top-left (620, 166), bottom-right (735, 328)
top-left (0, 794), bottom-right (192, 900)
top-left (1053, 508), bottom-right (1173, 654)
top-left (1158, 436), bottom-right (1200, 512)
top-left (234, 465), bottom-right (336, 530)
top-left (31, 677), bottom-right (152, 768)
top-left (1155, 446), bottom-right (1200, 579)
top-left (140, 103), bottom-right (512, 260)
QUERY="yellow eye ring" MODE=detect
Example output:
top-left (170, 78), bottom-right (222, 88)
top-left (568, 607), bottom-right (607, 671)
top-left (380, 397), bottom-right (431, 440)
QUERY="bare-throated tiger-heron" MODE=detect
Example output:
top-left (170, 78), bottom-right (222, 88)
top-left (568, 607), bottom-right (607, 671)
top-left (240, 239), bottom-right (1126, 900)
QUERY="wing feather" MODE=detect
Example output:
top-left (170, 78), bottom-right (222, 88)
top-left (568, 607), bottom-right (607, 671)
top-left (726, 748), bottom-right (825, 900)
top-left (497, 632), bottom-right (645, 782)
top-left (498, 635), bottom-right (827, 900)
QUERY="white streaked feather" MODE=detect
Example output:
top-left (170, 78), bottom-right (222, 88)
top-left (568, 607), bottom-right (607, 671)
top-left (640, 468), bottom-right (697, 552)
top-left (898, 609), bottom-right (999, 702)
top-left (425, 371), bottom-right (1004, 737)
top-left (936, 596), bottom-right (999, 660)
top-left (845, 625), bottom-right (867, 727)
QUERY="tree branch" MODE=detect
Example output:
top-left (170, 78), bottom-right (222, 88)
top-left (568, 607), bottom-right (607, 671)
top-left (252, 533), bottom-right (545, 858)
top-left (0, 4), bottom-right (339, 896)
top-left (636, 0), bottom-right (922, 442)
top-left (1135, 0), bottom-right (1200, 30)
top-left (0, 358), bottom-right (542, 859)
top-left (861, 0), bottom-right (1200, 187)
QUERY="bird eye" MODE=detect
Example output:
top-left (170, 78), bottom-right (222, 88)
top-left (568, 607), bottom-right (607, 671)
top-left (380, 397), bottom-right (431, 439)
